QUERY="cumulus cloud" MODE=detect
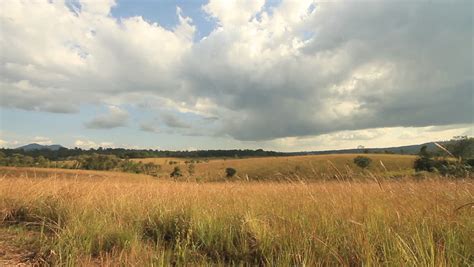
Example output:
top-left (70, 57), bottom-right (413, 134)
top-left (74, 139), bottom-right (114, 149)
top-left (0, 139), bottom-right (7, 147)
top-left (0, 0), bottom-right (472, 142)
top-left (0, 139), bottom-right (20, 148)
top-left (0, 0), bottom-right (192, 113)
top-left (203, 0), bottom-right (265, 27)
top-left (31, 136), bottom-right (53, 145)
top-left (84, 106), bottom-right (128, 129)
top-left (185, 0), bottom-right (473, 140)
top-left (0, 80), bottom-right (78, 113)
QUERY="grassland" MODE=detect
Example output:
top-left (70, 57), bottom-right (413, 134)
top-left (0, 165), bottom-right (472, 266)
top-left (132, 154), bottom-right (417, 181)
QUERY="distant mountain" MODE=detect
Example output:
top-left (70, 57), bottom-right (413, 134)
top-left (302, 142), bottom-right (443, 155)
top-left (16, 143), bottom-right (65, 151)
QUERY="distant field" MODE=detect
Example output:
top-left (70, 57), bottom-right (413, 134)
top-left (132, 154), bottom-right (417, 181)
top-left (0, 154), bottom-right (418, 182)
top-left (0, 175), bottom-right (472, 266)
top-left (0, 166), bottom-right (153, 181)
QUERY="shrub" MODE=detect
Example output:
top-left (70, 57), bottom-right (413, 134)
top-left (77, 154), bottom-right (121, 170)
top-left (119, 160), bottom-right (143, 173)
top-left (225, 167), bottom-right (237, 178)
top-left (437, 162), bottom-right (472, 177)
top-left (188, 163), bottom-right (195, 176)
top-left (414, 157), bottom-right (436, 172)
top-left (353, 156), bottom-right (372, 169)
top-left (465, 158), bottom-right (474, 167)
top-left (414, 157), bottom-right (471, 177)
top-left (142, 162), bottom-right (161, 176)
top-left (170, 166), bottom-right (182, 178)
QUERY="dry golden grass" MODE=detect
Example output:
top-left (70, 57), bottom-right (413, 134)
top-left (0, 166), bottom-right (154, 181)
top-left (133, 154), bottom-right (417, 181)
top-left (0, 171), bottom-right (472, 266)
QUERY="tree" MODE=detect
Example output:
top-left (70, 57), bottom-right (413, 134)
top-left (418, 145), bottom-right (431, 158)
top-left (225, 167), bottom-right (237, 178)
top-left (353, 156), bottom-right (372, 169)
top-left (36, 155), bottom-right (49, 167)
top-left (445, 136), bottom-right (473, 159)
top-left (76, 154), bottom-right (121, 170)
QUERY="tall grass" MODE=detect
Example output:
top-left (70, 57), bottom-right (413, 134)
top-left (0, 176), bottom-right (473, 266)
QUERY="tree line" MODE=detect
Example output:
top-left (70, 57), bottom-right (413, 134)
top-left (0, 147), bottom-right (286, 161)
top-left (0, 152), bottom-right (161, 176)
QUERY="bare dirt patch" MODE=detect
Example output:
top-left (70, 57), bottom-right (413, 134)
top-left (0, 228), bottom-right (44, 266)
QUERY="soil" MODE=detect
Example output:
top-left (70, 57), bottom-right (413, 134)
top-left (0, 228), bottom-right (44, 266)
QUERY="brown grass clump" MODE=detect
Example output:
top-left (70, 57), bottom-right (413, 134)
top-left (0, 171), bottom-right (472, 266)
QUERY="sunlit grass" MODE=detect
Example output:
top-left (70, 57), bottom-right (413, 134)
top-left (1, 174), bottom-right (472, 266)
top-left (133, 154), bottom-right (417, 181)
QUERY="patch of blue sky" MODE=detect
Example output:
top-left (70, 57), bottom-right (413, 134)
top-left (0, 106), bottom-right (85, 145)
top-left (111, 0), bottom-right (218, 41)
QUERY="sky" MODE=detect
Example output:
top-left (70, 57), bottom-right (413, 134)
top-left (0, 0), bottom-right (472, 152)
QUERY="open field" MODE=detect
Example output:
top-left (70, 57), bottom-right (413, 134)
top-left (3, 153), bottom-right (418, 181)
top-left (0, 171), bottom-right (473, 266)
top-left (0, 166), bottom-right (154, 181)
top-left (132, 154), bottom-right (417, 181)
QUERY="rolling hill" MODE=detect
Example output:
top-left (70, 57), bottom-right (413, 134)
top-left (16, 143), bottom-right (65, 151)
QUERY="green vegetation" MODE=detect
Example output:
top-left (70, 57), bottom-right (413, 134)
top-left (187, 163), bottom-right (195, 176)
top-left (225, 167), bottom-right (237, 178)
top-left (0, 152), bottom-right (62, 168)
top-left (414, 139), bottom-right (472, 178)
top-left (170, 166), bottom-right (182, 178)
top-left (445, 136), bottom-right (474, 159)
top-left (353, 156), bottom-right (372, 169)
top-left (0, 147), bottom-right (287, 161)
top-left (0, 152), bottom-right (161, 176)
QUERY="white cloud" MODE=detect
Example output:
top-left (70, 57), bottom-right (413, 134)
top-left (0, 139), bottom-right (7, 147)
top-left (203, 0), bottom-right (266, 27)
top-left (0, 0), bottom-right (471, 143)
top-left (80, 0), bottom-right (116, 15)
top-left (0, 0), bottom-right (192, 113)
top-left (74, 139), bottom-right (114, 149)
top-left (0, 139), bottom-right (20, 149)
top-left (184, 0), bottom-right (472, 140)
top-left (267, 124), bottom-right (473, 152)
top-left (31, 136), bottom-right (53, 145)
top-left (84, 106), bottom-right (128, 129)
